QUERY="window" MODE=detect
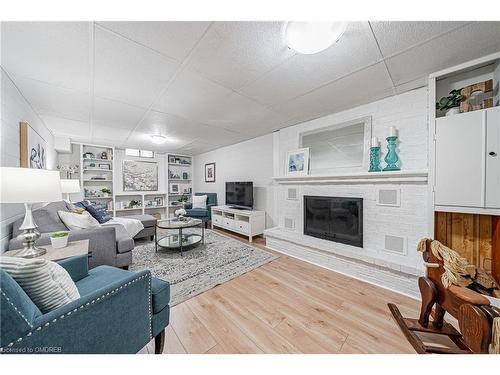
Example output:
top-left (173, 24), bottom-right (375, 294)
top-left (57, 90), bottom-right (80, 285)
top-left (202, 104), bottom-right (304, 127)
top-left (125, 148), bottom-right (154, 158)
top-left (300, 117), bottom-right (371, 174)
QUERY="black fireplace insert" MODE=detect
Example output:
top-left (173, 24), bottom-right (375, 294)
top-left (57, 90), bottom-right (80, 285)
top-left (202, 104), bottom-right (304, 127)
top-left (303, 195), bottom-right (363, 248)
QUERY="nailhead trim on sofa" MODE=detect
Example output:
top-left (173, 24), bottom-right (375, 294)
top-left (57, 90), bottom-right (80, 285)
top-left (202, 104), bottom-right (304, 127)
top-left (0, 273), bottom-right (152, 352)
top-left (0, 290), bottom-right (34, 328)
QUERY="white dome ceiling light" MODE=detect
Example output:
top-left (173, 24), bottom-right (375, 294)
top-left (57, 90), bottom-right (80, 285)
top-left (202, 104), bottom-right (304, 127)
top-left (150, 134), bottom-right (168, 144)
top-left (284, 22), bottom-right (347, 54)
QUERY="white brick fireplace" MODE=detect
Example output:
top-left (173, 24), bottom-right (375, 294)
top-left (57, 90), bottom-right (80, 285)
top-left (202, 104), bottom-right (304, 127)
top-left (265, 88), bottom-right (430, 298)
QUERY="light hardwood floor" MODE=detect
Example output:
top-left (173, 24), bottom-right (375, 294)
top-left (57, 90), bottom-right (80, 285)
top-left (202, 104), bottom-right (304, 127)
top-left (164, 228), bottom-right (420, 354)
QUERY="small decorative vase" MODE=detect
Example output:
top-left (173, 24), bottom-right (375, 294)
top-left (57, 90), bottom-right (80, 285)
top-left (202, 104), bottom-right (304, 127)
top-left (445, 107), bottom-right (460, 116)
top-left (383, 136), bottom-right (400, 171)
top-left (368, 147), bottom-right (382, 172)
top-left (50, 235), bottom-right (68, 249)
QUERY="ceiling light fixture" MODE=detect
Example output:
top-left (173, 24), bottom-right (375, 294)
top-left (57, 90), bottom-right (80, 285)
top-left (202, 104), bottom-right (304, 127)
top-left (150, 134), bottom-right (168, 144)
top-left (284, 22), bottom-right (347, 55)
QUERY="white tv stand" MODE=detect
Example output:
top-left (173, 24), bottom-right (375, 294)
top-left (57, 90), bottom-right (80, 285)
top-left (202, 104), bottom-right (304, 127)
top-left (211, 205), bottom-right (265, 242)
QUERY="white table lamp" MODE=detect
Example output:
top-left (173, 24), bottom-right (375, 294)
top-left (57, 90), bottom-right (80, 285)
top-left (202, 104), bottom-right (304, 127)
top-left (1, 167), bottom-right (62, 258)
top-left (60, 179), bottom-right (81, 201)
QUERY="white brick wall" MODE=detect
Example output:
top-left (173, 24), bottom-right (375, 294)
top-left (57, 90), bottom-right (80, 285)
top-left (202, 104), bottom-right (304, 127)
top-left (268, 87), bottom-right (429, 295)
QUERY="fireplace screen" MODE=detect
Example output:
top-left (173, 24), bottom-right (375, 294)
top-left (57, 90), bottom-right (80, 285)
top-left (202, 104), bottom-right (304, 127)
top-left (304, 196), bottom-right (363, 248)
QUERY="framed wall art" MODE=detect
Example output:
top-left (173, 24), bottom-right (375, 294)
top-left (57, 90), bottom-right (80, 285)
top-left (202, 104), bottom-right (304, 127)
top-left (20, 122), bottom-right (46, 169)
top-left (122, 160), bottom-right (158, 191)
top-left (205, 162), bottom-right (215, 183)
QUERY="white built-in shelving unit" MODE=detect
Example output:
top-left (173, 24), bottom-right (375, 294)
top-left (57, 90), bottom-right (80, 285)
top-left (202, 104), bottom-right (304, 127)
top-left (167, 154), bottom-right (193, 218)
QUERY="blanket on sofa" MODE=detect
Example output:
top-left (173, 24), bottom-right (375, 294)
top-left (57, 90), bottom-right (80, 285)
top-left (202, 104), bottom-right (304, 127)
top-left (102, 217), bottom-right (144, 238)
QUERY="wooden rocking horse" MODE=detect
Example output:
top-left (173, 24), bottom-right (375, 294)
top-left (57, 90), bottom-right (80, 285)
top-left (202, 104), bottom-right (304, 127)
top-left (388, 238), bottom-right (500, 354)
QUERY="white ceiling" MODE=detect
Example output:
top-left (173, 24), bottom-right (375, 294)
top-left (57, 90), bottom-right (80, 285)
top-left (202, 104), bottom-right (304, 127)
top-left (2, 21), bottom-right (500, 155)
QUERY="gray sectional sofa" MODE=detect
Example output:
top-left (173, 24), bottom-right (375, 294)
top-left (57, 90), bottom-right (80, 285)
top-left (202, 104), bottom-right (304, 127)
top-left (8, 201), bottom-right (157, 269)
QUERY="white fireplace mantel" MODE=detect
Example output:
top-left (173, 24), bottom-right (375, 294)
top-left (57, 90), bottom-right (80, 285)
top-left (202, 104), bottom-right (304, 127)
top-left (273, 169), bottom-right (428, 185)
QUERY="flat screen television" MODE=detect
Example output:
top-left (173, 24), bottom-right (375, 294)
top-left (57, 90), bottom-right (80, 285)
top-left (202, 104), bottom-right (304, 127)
top-left (225, 181), bottom-right (253, 209)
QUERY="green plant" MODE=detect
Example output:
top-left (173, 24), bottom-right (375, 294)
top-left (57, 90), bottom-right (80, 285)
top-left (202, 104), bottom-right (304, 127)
top-left (101, 187), bottom-right (112, 194)
top-left (178, 193), bottom-right (188, 203)
top-left (436, 89), bottom-right (463, 111)
top-left (51, 231), bottom-right (69, 238)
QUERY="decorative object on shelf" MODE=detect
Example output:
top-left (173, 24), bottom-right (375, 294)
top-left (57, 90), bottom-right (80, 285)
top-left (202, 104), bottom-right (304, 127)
top-left (177, 193), bottom-right (188, 206)
top-left (170, 183), bottom-right (180, 193)
top-left (128, 200), bottom-right (141, 209)
top-left (0, 167), bottom-right (62, 258)
top-left (286, 148), bottom-right (310, 176)
top-left (57, 164), bottom-right (79, 179)
top-left (101, 187), bottom-right (112, 197)
top-left (182, 172), bottom-right (189, 180)
top-left (168, 156), bottom-right (176, 163)
top-left (89, 163), bottom-right (96, 168)
top-left (50, 231), bottom-right (69, 249)
top-left (90, 176), bottom-right (106, 180)
top-left (154, 196), bottom-right (164, 206)
top-left (123, 160), bottom-right (158, 191)
top-left (205, 162), bottom-right (216, 183)
top-left (98, 163), bottom-right (111, 170)
top-left (383, 127), bottom-right (400, 171)
top-left (460, 79), bottom-right (494, 113)
top-left (83, 152), bottom-right (95, 159)
top-left (20, 121), bottom-right (46, 169)
top-left (436, 89), bottom-right (463, 116)
top-left (368, 137), bottom-right (382, 172)
top-left (100, 151), bottom-right (108, 160)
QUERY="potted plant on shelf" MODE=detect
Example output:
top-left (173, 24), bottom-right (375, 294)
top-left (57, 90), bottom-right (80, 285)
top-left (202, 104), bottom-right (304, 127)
top-left (436, 89), bottom-right (463, 116)
top-left (101, 187), bottom-right (112, 197)
top-left (50, 231), bottom-right (69, 249)
top-left (178, 193), bottom-right (189, 207)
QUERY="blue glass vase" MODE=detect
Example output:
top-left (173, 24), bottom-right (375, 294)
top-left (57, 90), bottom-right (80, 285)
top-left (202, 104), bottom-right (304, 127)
top-left (383, 136), bottom-right (400, 171)
top-left (369, 147), bottom-right (381, 172)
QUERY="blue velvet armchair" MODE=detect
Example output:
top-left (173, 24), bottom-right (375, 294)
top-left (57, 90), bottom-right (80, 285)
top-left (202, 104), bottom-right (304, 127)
top-left (0, 255), bottom-right (170, 354)
top-left (184, 193), bottom-right (218, 227)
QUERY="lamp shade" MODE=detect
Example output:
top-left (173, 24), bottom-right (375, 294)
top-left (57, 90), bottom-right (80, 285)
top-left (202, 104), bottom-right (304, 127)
top-left (60, 179), bottom-right (81, 194)
top-left (0, 167), bottom-right (62, 203)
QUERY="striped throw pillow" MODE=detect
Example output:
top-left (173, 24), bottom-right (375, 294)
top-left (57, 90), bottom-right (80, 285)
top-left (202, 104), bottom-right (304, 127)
top-left (0, 256), bottom-right (80, 313)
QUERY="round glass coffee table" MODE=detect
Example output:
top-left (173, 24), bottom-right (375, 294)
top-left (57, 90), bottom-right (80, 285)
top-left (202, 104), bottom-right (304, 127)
top-left (155, 218), bottom-right (204, 255)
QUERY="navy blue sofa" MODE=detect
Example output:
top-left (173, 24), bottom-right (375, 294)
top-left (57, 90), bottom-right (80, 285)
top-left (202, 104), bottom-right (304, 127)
top-left (184, 193), bottom-right (218, 227)
top-left (0, 255), bottom-right (170, 354)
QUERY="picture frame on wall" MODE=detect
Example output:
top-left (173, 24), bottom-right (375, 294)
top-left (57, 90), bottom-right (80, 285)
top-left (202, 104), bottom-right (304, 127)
top-left (20, 121), bottom-right (47, 169)
top-left (205, 162), bottom-right (216, 183)
top-left (170, 183), bottom-right (180, 194)
top-left (122, 160), bottom-right (158, 191)
top-left (286, 148), bottom-right (310, 177)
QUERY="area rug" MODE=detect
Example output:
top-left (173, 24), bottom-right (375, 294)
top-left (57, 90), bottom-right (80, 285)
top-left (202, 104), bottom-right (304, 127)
top-left (130, 229), bottom-right (278, 306)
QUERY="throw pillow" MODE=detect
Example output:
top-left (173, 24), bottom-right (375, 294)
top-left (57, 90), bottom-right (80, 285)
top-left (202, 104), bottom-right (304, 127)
top-left (0, 256), bottom-right (80, 313)
top-left (78, 201), bottom-right (111, 224)
top-left (58, 210), bottom-right (100, 230)
top-left (192, 195), bottom-right (207, 209)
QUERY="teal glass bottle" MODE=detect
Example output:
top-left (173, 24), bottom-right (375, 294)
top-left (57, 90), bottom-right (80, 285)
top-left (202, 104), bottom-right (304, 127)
top-left (383, 136), bottom-right (400, 171)
top-left (369, 147), bottom-right (381, 172)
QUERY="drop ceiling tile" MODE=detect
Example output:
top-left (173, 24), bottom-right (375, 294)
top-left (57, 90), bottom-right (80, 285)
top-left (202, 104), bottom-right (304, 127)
top-left (239, 22), bottom-right (382, 106)
top-left (12, 76), bottom-right (91, 122)
top-left (386, 22), bottom-right (500, 85)
top-left (1, 22), bottom-right (91, 92)
top-left (273, 62), bottom-right (395, 123)
top-left (92, 125), bottom-right (130, 142)
top-left (174, 140), bottom-right (219, 155)
top-left (96, 21), bottom-right (210, 61)
top-left (94, 26), bottom-right (180, 108)
top-left (40, 115), bottom-right (91, 138)
top-left (370, 21), bottom-right (469, 57)
top-left (186, 21), bottom-right (295, 89)
top-left (152, 68), bottom-right (230, 120)
top-left (93, 97), bottom-right (147, 131)
top-left (394, 77), bottom-right (428, 94)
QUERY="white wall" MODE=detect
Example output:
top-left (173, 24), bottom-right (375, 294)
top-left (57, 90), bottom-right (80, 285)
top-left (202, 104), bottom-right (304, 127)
top-left (193, 134), bottom-right (276, 228)
top-left (1, 69), bottom-right (57, 251)
top-left (271, 87), bottom-right (430, 277)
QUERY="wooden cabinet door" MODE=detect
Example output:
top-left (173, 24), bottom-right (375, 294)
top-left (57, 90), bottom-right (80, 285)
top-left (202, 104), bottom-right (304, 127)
top-left (435, 110), bottom-right (485, 207)
top-left (486, 107), bottom-right (500, 208)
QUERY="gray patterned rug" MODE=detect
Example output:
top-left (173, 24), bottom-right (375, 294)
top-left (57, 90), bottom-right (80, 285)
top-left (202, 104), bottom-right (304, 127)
top-left (130, 229), bottom-right (278, 306)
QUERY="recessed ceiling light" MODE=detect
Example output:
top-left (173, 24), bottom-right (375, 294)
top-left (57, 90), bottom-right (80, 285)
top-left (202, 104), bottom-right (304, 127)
top-left (284, 22), bottom-right (347, 55)
top-left (150, 134), bottom-right (168, 144)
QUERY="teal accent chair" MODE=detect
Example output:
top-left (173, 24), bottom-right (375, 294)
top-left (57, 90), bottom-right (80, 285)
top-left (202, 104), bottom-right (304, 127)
top-left (184, 193), bottom-right (218, 228)
top-left (0, 255), bottom-right (170, 354)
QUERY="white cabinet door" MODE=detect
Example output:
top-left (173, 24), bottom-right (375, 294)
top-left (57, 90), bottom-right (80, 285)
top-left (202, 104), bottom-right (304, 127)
top-left (435, 110), bottom-right (485, 207)
top-left (486, 107), bottom-right (500, 208)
